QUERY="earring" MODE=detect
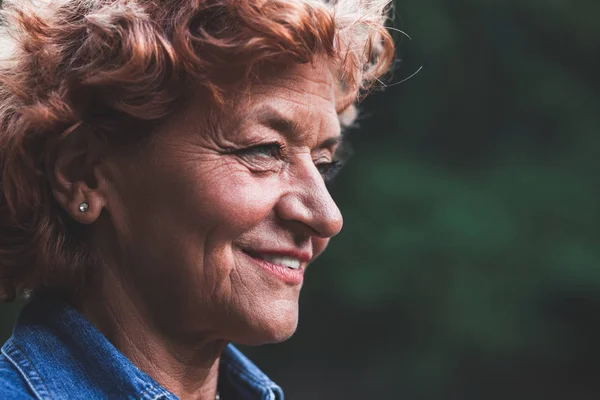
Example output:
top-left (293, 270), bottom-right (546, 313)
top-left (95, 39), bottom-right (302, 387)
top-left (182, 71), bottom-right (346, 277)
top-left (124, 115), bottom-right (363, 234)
top-left (78, 202), bottom-right (89, 213)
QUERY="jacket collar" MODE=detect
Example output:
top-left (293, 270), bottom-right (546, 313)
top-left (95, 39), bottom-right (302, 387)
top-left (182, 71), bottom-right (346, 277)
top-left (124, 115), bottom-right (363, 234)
top-left (2, 296), bottom-right (284, 400)
top-left (219, 345), bottom-right (284, 400)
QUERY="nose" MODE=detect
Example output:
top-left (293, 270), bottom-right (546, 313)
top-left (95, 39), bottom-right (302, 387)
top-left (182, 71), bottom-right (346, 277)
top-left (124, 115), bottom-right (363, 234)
top-left (274, 159), bottom-right (343, 238)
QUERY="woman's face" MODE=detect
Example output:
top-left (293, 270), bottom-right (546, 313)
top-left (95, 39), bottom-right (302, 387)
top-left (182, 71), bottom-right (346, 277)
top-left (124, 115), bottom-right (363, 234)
top-left (100, 59), bottom-right (344, 345)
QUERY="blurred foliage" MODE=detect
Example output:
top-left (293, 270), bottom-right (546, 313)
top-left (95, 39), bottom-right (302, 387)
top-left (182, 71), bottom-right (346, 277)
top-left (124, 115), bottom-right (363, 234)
top-left (1, 0), bottom-right (599, 399)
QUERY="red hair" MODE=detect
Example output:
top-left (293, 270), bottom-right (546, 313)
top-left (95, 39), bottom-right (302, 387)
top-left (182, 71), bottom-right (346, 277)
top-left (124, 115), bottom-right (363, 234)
top-left (0, 0), bottom-right (394, 300)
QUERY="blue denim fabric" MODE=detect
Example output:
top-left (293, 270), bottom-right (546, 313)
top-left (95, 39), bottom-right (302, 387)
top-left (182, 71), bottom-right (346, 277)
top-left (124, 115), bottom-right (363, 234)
top-left (0, 296), bottom-right (284, 400)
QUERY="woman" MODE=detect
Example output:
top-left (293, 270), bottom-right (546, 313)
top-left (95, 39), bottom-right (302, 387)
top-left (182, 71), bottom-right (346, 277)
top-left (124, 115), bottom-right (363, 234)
top-left (0, 0), bottom-right (394, 398)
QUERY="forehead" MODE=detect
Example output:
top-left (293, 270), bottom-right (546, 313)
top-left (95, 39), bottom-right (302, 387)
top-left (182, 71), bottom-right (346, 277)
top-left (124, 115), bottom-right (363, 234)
top-left (236, 60), bottom-right (342, 142)
top-left (257, 59), bottom-right (337, 103)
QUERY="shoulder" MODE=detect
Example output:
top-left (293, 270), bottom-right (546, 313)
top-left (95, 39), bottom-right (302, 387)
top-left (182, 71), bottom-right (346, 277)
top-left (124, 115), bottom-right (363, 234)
top-left (0, 352), bottom-right (36, 399)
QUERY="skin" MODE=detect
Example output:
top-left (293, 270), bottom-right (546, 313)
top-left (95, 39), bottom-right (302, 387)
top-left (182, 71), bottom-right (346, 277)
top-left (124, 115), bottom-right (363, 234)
top-left (51, 58), bottom-right (344, 400)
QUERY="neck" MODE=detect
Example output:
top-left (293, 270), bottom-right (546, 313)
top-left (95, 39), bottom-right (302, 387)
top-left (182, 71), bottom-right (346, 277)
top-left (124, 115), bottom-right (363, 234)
top-left (76, 266), bottom-right (227, 400)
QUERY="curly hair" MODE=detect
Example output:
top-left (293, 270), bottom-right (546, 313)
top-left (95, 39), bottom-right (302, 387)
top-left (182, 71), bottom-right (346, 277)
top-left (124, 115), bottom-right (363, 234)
top-left (0, 0), bottom-right (394, 301)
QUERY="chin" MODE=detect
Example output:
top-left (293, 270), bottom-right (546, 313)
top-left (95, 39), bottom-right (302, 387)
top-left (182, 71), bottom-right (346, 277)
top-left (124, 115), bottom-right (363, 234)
top-left (264, 318), bottom-right (298, 344)
top-left (235, 311), bottom-right (299, 346)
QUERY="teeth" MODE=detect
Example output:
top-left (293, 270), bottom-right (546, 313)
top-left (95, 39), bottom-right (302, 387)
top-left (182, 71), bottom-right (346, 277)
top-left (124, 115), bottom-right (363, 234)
top-left (257, 254), bottom-right (301, 269)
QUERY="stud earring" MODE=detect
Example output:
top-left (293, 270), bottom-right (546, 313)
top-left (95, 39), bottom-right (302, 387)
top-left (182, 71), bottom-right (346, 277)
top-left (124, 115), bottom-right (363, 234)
top-left (78, 202), bottom-right (89, 213)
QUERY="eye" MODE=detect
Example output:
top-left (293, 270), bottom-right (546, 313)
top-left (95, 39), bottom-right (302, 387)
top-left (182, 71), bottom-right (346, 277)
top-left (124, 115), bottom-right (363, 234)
top-left (230, 142), bottom-right (286, 174)
top-left (316, 160), bottom-right (344, 182)
top-left (235, 143), bottom-right (283, 159)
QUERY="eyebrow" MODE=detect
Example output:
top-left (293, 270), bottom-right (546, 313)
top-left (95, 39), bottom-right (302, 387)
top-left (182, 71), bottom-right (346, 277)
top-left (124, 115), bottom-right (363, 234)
top-left (255, 105), bottom-right (301, 137)
top-left (254, 105), bottom-right (343, 150)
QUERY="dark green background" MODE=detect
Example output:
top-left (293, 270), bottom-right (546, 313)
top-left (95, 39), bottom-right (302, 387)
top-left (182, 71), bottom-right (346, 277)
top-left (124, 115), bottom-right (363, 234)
top-left (2, 1), bottom-right (599, 399)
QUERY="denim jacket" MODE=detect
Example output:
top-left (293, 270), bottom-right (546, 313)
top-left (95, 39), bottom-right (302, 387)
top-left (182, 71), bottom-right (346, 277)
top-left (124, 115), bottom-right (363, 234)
top-left (0, 296), bottom-right (284, 399)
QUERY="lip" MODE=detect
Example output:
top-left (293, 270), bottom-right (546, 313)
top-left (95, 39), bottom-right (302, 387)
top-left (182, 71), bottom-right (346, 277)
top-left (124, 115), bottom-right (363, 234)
top-left (240, 249), bottom-right (309, 285)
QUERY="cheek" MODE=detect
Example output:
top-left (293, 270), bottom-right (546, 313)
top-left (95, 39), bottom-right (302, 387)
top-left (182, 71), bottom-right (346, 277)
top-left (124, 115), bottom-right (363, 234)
top-left (191, 169), bottom-right (282, 232)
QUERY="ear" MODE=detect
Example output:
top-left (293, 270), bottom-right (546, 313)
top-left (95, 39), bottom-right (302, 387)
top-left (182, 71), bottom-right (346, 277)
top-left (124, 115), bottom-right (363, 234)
top-left (48, 124), bottom-right (110, 225)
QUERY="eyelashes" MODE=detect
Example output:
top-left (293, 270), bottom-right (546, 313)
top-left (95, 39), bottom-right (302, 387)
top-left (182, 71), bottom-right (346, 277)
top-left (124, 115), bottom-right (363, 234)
top-left (323, 138), bottom-right (353, 183)
top-left (316, 160), bottom-right (344, 182)
top-left (234, 143), bottom-right (284, 160)
top-left (232, 141), bottom-right (348, 182)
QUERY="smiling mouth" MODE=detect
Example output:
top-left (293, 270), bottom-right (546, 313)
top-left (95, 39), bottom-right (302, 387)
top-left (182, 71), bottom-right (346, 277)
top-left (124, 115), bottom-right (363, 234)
top-left (241, 249), bottom-right (306, 285)
top-left (243, 251), bottom-right (301, 270)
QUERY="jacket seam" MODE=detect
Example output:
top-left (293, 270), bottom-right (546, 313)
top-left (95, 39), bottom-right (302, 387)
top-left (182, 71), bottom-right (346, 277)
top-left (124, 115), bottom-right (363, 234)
top-left (1, 339), bottom-right (51, 400)
top-left (227, 359), bottom-right (274, 386)
top-left (139, 382), bottom-right (173, 400)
